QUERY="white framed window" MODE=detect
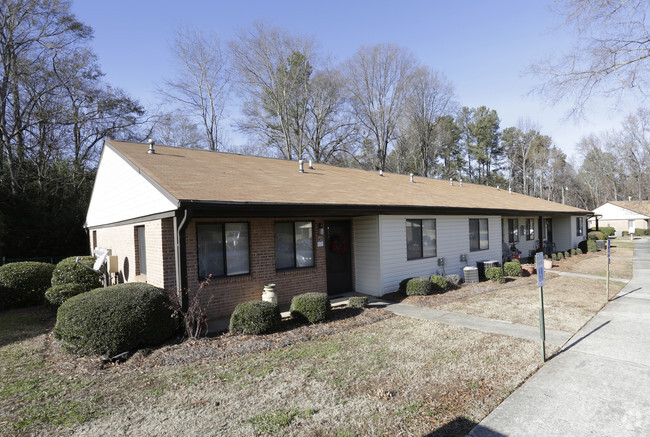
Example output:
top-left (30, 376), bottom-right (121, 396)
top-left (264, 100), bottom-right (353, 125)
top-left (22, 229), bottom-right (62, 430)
top-left (135, 225), bottom-right (146, 276)
top-left (197, 222), bottom-right (250, 279)
top-left (406, 219), bottom-right (437, 260)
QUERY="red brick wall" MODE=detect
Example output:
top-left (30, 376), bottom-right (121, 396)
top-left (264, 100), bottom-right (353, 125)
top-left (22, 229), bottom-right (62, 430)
top-left (184, 217), bottom-right (351, 320)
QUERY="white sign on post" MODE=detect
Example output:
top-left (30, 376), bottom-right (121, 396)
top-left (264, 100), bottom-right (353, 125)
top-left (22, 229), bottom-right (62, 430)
top-left (536, 251), bottom-right (545, 287)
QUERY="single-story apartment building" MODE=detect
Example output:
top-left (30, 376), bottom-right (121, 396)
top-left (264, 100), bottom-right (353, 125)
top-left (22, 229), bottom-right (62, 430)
top-left (85, 140), bottom-right (590, 320)
top-left (588, 201), bottom-right (650, 234)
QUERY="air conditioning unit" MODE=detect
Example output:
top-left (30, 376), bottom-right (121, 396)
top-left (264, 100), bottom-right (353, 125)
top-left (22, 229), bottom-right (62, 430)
top-left (463, 266), bottom-right (479, 284)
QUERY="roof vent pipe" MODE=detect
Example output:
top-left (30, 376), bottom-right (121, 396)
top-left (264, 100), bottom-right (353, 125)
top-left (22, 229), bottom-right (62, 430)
top-left (379, 170), bottom-right (383, 176)
top-left (147, 138), bottom-right (155, 154)
top-left (309, 160), bottom-right (313, 169)
top-left (450, 178), bottom-right (453, 186)
top-left (410, 173), bottom-right (414, 183)
top-left (298, 159), bottom-right (304, 173)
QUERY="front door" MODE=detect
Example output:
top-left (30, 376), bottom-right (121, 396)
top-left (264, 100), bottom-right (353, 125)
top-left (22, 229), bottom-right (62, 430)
top-left (325, 220), bottom-right (352, 295)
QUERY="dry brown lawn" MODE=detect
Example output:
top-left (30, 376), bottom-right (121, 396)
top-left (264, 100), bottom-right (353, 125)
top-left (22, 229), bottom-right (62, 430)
top-left (554, 246), bottom-right (633, 279)
top-left (0, 307), bottom-right (544, 437)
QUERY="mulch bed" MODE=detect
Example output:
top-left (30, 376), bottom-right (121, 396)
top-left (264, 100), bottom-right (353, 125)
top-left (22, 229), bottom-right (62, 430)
top-left (45, 306), bottom-right (393, 373)
top-left (382, 276), bottom-right (539, 307)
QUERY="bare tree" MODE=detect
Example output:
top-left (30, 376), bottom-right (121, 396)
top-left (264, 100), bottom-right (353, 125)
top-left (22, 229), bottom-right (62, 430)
top-left (159, 27), bottom-right (229, 151)
top-left (303, 69), bottom-right (356, 163)
top-left (531, 0), bottom-right (650, 117)
top-left (230, 22), bottom-right (316, 160)
top-left (404, 66), bottom-right (455, 176)
top-left (343, 43), bottom-right (416, 171)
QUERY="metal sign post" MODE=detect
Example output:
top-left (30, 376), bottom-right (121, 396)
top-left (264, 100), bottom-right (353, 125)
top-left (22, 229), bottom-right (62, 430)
top-left (606, 239), bottom-right (611, 301)
top-left (536, 252), bottom-right (546, 362)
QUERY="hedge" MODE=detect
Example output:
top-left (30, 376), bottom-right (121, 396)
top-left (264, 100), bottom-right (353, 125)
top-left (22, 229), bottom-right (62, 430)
top-left (578, 240), bottom-right (588, 254)
top-left (587, 240), bottom-right (597, 252)
top-left (588, 231), bottom-right (606, 241)
top-left (290, 292), bottom-right (331, 323)
top-left (45, 284), bottom-right (88, 308)
top-left (51, 256), bottom-right (102, 291)
top-left (429, 275), bottom-right (448, 294)
top-left (348, 296), bottom-right (369, 309)
top-left (405, 278), bottom-right (433, 296)
top-left (598, 227), bottom-right (615, 237)
top-left (0, 261), bottom-right (55, 308)
top-left (503, 260), bottom-right (523, 277)
top-left (564, 251), bottom-right (570, 258)
top-left (229, 300), bottom-right (282, 335)
top-left (485, 267), bottom-right (505, 283)
top-left (54, 283), bottom-right (175, 356)
top-left (398, 277), bottom-right (413, 294)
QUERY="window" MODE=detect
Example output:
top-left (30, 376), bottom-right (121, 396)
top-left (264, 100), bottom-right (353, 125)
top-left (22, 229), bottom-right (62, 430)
top-left (507, 218), bottom-right (519, 243)
top-left (576, 217), bottom-right (584, 236)
top-left (275, 221), bottom-right (314, 269)
top-left (470, 219), bottom-right (489, 251)
top-left (526, 218), bottom-right (535, 240)
top-left (197, 223), bottom-right (249, 279)
top-left (135, 226), bottom-right (146, 275)
top-left (406, 219), bottom-right (437, 260)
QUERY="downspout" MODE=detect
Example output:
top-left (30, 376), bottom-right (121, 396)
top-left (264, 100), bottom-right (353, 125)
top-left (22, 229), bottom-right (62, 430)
top-left (175, 208), bottom-right (192, 312)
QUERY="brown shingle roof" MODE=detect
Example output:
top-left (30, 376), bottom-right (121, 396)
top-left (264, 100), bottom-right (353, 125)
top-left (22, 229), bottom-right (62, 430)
top-left (106, 140), bottom-right (590, 215)
top-left (610, 201), bottom-right (650, 216)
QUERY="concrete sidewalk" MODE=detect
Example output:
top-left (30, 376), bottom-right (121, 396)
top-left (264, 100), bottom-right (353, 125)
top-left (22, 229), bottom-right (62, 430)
top-left (469, 239), bottom-right (650, 436)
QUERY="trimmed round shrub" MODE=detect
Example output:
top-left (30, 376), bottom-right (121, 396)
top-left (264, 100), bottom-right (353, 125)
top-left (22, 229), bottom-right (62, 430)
top-left (405, 278), bottom-right (434, 296)
top-left (0, 261), bottom-right (55, 308)
top-left (45, 284), bottom-right (88, 308)
top-left (576, 248), bottom-right (583, 255)
top-left (588, 231), bottom-right (606, 241)
top-left (587, 240), bottom-right (597, 252)
top-left (597, 226), bottom-right (615, 237)
top-left (551, 253), bottom-right (558, 261)
top-left (557, 252), bottom-right (564, 260)
top-left (51, 256), bottom-right (102, 291)
top-left (485, 267), bottom-right (505, 283)
top-left (229, 300), bottom-right (281, 335)
top-left (429, 275), bottom-right (448, 294)
top-left (504, 260), bottom-right (523, 277)
top-left (348, 296), bottom-right (368, 309)
top-left (578, 240), bottom-right (588, 254)
top-left (54, 283), bottom-right (175, 356)
top-left (398, 277), bottom-right (413, 294)
top-left (564, 251), bottom-right (571, 258)
top-left (445, 274), bottom-right (462, 289)
top-left (571, 248), bottom-right (577, 256)
top-left (290, 292), bottom-right (331, 323)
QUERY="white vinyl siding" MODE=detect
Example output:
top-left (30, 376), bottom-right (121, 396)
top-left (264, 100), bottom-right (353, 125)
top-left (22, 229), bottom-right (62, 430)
top-left (377, 215), bottom-right (501, 295)
top-left (353, 216), bottom-right (381, 295)
top-left (85, 146), bottom-right (177, 228)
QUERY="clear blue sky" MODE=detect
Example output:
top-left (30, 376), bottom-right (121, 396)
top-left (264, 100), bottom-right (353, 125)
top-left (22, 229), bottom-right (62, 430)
top-left (71, 0), bottom-right (635, 160)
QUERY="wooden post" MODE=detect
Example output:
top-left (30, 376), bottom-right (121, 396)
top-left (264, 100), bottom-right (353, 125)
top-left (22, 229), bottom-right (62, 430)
top-left (536, 252), bottom-right (546, 362)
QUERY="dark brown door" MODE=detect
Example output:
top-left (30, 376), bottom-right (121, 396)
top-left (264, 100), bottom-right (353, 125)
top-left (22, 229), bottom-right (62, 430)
top-left (325, 220), bottom-right (352, 295)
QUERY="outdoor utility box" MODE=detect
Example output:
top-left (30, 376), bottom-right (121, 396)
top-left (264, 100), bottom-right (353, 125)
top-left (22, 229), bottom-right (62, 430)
top-left (463, 266), bottom-right (479, 283)
top-left (476, 260), bottom-right (499, 280)
top-left (107, 255), bottom-right (119, 273)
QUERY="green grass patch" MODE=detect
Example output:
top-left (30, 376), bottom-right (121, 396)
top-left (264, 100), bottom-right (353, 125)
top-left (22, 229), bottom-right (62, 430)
top-left (0, 306), bottom-right (55, 346)
top-left (247, 408), bottom-right (314, 434)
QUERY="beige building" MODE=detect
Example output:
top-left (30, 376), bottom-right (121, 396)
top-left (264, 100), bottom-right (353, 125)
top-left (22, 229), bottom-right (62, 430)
top-left (588, 201), bottom-right (650, 234)
top-left (85, 140), bottom-right (591, 321)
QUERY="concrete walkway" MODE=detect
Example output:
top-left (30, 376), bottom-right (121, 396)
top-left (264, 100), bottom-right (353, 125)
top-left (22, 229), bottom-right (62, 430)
top-left (469, 238), bottom-right (650, 436)
top-left (366, 300), bottom-right (572, 346)
top-left (545, 269), bottom-right (630, 283)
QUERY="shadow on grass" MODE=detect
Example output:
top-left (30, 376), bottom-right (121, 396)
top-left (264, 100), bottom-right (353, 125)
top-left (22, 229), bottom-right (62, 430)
top-left (276, 307), bottom-right (363, 333)
top-left (423, 415), bottom-right (506, 437)
top-left (0, 305), bottom-right (56, 348)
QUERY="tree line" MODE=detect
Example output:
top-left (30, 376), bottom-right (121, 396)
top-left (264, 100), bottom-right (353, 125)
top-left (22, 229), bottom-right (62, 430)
top-left (1, 0), bottom-right (649, 259)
